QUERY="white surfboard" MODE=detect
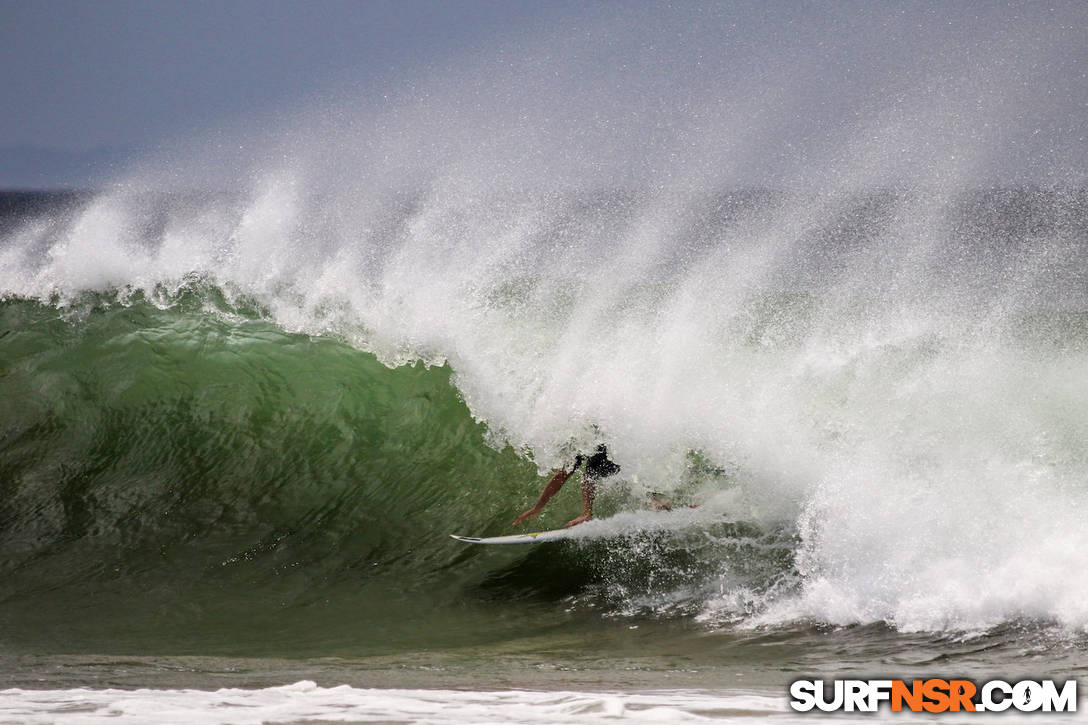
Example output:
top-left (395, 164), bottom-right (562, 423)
top-left (449, 528), bottom-right (575, 545)
top-left (450, 504), bottom-right (704, 545)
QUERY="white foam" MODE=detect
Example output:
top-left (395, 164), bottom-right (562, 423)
top-left (0, 683), bottom-right (789, 724)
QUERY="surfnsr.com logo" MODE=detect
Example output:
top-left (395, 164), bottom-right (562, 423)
top-left (789, 679), bottom-right (1077, 713)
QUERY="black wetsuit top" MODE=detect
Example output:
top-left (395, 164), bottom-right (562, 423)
top-left (573, 445), bottom-right (620, 481)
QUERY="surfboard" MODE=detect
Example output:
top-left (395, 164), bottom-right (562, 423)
top-left (450, 528), bottom-right (575, 545)
top-left (451, 501), bottom-right (704, 545)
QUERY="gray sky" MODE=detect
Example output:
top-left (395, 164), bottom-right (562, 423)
top-left (2, 1), bottom-right (1086, 188)
top-left (2, 0), bottom-right (564, 150)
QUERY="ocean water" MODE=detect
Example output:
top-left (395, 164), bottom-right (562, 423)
top-left (3, 4), bottom-right (1088, 720)
top-left (1, 184), bottom-right (1087, 721)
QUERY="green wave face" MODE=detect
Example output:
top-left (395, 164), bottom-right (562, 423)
top-left (0, 295), bottom-right (787, 657)
top-left (0, 296), bottom-right (534, 654)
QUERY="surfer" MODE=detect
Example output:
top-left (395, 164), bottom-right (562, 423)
top-left (513, 444), bottom-right (621, 528)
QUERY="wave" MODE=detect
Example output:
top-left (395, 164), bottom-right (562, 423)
top-left (3, 196), bottom-right (1088, 648)
top-left (0, 289), bottom-right (800, 654)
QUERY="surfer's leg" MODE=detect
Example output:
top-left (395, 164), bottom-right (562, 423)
top-left (513, 469), bottom-right (572, 526)
top-left (565, 475), bottom-right (596, 527)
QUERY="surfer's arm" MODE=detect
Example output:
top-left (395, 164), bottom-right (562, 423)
top-left (512, 469), bottom-right (572, 526)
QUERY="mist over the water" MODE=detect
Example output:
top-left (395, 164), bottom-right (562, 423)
top-left (3, 2), bottom-right (1088, 636)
